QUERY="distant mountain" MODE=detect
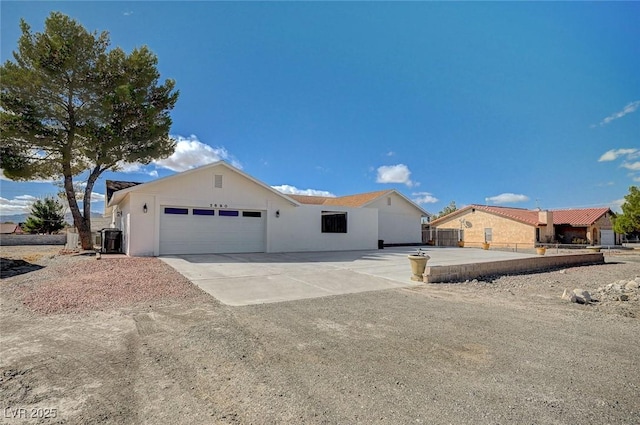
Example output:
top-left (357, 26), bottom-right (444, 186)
top-left (0, 212), bottom-right (105, 224)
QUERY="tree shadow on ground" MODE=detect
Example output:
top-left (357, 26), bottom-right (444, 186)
top-left (0, 258), bottom-right (43, 279)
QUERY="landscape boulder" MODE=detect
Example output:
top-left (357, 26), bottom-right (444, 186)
top-left (562, 288), bottom-right (592, 304)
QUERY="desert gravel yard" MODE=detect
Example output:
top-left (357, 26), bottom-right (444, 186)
top-left (1, 246), bottom-right (639, 424)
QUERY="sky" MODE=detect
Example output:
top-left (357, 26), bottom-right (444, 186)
top-left (1, 1), bottom-right (639, 218)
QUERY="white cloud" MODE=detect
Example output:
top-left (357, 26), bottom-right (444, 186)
top-left (598, 100), bottom-right (640, 126)
top-left (622, 161), bottom-right (640, 171)
top-left (376, 164), bottom-right (416, 187)
top-left (0, 195), bottom-right (37, 215)
top-left (386, 151), bottom-right (395, 157)
top-left (153, 134), bottom-right (242, 172)
top-left (115, 134), bottom-right (241, 176)
top-left (485, 193), bottom-right (530, 204)
top-left (633, 176), bottom-right (640, 183)
top-left (598, 148), bottom-right (638, 162)
top-left (271, 185), bottom-right (336, 197)
top-left (411, 192), bottom-right (439, 205)
top-left (610, 198), bottom-right (625, 213)
top-left (90, 192), bottom-right (105, 202)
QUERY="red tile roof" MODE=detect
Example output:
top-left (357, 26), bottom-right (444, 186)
top-left (0, 223), bottom-right (22, 234)
top-left (290, 190), bottom-right (393, 208)
top-left (473, 205), bottom-right (542, 225)
top-left (431, 204), bottom-right (612, 227)
top-left (551, 207), bottom-right (611, 226)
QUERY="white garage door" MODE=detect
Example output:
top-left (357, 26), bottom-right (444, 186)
top-left (159, 207), bottom-right (266, 255)
top-left (601, 230), bottom-right (615, 246)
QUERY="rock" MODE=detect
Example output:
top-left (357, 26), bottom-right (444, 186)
top-left (572, 289), bottom-right (592, 304)
top-left (561, 289), bottom-right (573, 301)
top-left (617, 294), bottom-right (629, 302)
top-left (625, 281), bottom-right (639, 291)
top-left (559, 269), bottom-right (566, 274)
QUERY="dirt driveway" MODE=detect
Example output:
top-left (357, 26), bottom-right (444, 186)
top-left (1, 246), bottom-right (639, 424)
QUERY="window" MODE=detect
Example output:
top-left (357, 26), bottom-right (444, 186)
top-left (322, 211), bottom-right (347, 233)
top-left (214, 174), bottom-right (223, 188)
top-left (242, 211), bottom-right (262, 218)
top-left (387, 197), bottom-right (392, 206)
top-left (219, 210), bottom-right (239, 217)
top-left (193, 209), bottom-right (215, 216)
top-left (164, 207), bottom-right (188, 215)
top-left (484, 228), bottom-right (493, 242)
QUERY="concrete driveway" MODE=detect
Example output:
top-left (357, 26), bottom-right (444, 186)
top-left (160, 247), bottom-right (536, 306)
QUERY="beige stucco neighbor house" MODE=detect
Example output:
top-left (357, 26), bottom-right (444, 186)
top-left (105, 161), bottom-right (429, 256)
top-left (430, 205), bottom-right (617, 248)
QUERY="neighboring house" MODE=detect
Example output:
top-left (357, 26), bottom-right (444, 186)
top-left (553, 208), bottom-right (617, 245)
top-left (106, 161), bottom-right (430, 256)
top-left (0, 223), bottom-right (23, 235)
top-left (430, 205), bottom-right (617, 248)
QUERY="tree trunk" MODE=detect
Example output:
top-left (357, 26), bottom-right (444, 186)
top-left (63, 174), bottom-right (93, 250)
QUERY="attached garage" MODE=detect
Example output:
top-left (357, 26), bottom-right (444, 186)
top-left (159, 207), bottom-right (266, 255)
top-left (106, 161), bottom-right (429, 256)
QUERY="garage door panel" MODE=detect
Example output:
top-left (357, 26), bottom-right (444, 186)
top-left (159, 208), bottom-right (265, 255)
top-left (601, 230), bottom-right (614, 246)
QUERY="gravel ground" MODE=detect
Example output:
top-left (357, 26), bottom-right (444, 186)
top-left (0, 246), bottom-right (639, 424)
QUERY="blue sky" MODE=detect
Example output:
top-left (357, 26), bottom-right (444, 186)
top-left (1, 1), bottom-right (638, 217)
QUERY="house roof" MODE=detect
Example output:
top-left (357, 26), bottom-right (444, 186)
top-left (290, 190), bottom-right (393, 208)
top-left (106, 180), bottom-right (142, 203)
top-left (552, 207), bottom-right (611, 226)
top-left (430, 204), bottom-right (612, 227)
top-left (290, 189), bottom-right (430, 215)
top-left (106, 161), bottom-right (301, 207)
top-left (0, 223), bottom-right (20, 234)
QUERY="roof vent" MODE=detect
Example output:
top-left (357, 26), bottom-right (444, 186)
top-left (214, 174), bottom-right (223, 188)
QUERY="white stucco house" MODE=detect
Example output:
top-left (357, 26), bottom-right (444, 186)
top-left (106, 161), bottom-right (430, 256)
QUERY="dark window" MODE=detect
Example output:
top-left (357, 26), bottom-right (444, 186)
top-left (219, 210), bottom-right (239, 217)
top-left (242, 211), bottom-right (262, 218)
top-left (193, 209), bottom-right (215, 216)
top-left (322, 212), bottom-right (347, 233)
top-left (164, 207), bottom-right (188, 215)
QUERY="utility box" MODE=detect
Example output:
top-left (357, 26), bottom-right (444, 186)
top-left (100, 229), bottom-right (122, 254)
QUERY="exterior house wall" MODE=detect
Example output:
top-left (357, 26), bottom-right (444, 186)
top-left (589, 213), bottom-right (614, 245)
top-left (366, 194), bottom-right (423, 244)
top-left (268, 204), bottom-right (378, 253)
top-left (115, 164), bottom-right (379, 256)
top-left (434, 210), bottom-right (538, 248)
top-left (117, 196), bottom-right (131, 255)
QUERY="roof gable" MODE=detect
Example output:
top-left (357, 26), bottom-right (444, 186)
top-left (107, 161), bottom-right (301, 207)
top-left (290, 189), bottom-right (429, 215)
top-left (551, 207), bottom-right (611, 226)
top-left (0, 223), bottom-right (20, 234)
top-left (106, 180), bottom-right (142, 203)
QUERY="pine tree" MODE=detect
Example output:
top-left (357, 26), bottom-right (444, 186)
top-left (1, 12), bottom-right (179, 248)
top-left (23, 198), bottom-right (65, 234)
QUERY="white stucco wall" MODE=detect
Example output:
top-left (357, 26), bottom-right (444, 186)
top-left (114, 164), bottom-right (380, 256)
top-left (366, 193), bottom-right (423, 244)
top-left (268, 204), bottom-right (378, 253)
